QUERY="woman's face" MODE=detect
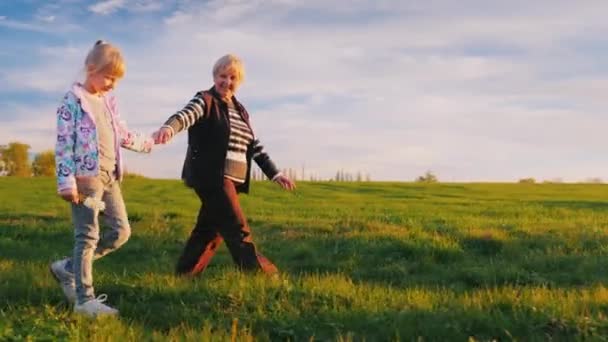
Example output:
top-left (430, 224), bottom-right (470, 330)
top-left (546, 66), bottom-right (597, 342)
top-left (214, 67), bottom-right (239, 99)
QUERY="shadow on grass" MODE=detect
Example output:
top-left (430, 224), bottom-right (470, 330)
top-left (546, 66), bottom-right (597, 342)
top-left (0, 212), bottom-right (64, 225)
top-left (3, 207), bottom-right (608, 290)
top-left (3, 214), bottom-right (607, 290)
top-left (97, 280), bottom-right (605, 340)
top-left (0, 209), bottom-right (187, 268)
top-left (1, 260), bottom-right (605, 340)
top-left (257, 222), bottom-right (608, 289)
top-left (532, 199), bottom-right (608, 211)
top-left (1, 222), bottom-right (607, 340)
top-left (0, 221), bottom-right (73, 263)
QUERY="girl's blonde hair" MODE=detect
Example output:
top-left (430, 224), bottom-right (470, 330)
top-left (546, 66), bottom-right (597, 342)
top-left (85, 40), bottom-right (125, 78)
top-left (212, 54), bottom-right (245, 85)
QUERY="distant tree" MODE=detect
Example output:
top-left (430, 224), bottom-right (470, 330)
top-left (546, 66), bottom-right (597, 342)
top-left (365, 173), bottom-right (371, 182)
top-left (415, 170), bottom-right (438, 183)
top-left (0, 142), bottom-right (31, 176)
top-left (32, 150), bottom-right (55, 176)
top-left (584, 177), bottom-right (603, 184)
top-left (0, 144), bottom-right (9, 176)
top-left (518, 178), bottom-right (536, 184)
top-left (356, 171), bottom-right (362, 182)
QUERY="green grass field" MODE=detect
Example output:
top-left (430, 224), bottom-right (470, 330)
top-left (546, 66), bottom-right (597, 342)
top-left (1, 177), bottom-right (607, 341)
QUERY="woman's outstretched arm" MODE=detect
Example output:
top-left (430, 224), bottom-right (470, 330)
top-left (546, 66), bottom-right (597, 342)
top-left (154, 92), bottom-right (208, 144)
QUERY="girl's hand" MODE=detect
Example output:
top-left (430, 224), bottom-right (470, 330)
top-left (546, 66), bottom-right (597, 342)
top-left (153, 127), bottom-right (173, 144)
top-left (274, 175), bottom-right (296, 191)
top-left (59, 188), bottom-right (78, 204)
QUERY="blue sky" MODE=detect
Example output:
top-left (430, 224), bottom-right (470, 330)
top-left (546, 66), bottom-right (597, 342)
top-left (1, 0), bottom-right (608, 182)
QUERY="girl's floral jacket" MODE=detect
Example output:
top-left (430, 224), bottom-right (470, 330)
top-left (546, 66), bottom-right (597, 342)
top-left (55, 83), bottom-right (153, 192)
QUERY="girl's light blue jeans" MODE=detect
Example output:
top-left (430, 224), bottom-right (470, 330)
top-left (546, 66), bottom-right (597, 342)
top-left (70, 170), bottom-right (131, 304)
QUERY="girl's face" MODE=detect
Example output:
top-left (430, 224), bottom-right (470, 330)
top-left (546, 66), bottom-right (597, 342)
top-left (85, 70), bottom-right (120, 95)
top-left (214, 67), bottom-right (239, 99)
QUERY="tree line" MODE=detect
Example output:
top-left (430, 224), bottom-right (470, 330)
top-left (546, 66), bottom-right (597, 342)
top-left (0, 140), bottom-right (391, 183)
top-left (4, 143), bottom-right (601, 184)
top-left (0, 142), bottom-right (55, 177)
top-left (3, 141), bottom-right (374, 182)
top-left (250, 167), bottom-right (373, 182)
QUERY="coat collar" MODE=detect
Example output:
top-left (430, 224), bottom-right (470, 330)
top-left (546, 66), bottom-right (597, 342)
top-left (70, 82), bottom-right (115, 124)
top-left (208, 86), bottom-right (239, 105)
top-left (207, 86), bottom-right (248, 115)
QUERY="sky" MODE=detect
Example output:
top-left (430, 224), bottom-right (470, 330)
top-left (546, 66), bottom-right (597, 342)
top-left (1, 0), bottom-right (607, 182)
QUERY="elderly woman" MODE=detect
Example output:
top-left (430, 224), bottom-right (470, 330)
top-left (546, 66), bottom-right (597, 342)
top-left (154, 54), bottom-right (295, 276)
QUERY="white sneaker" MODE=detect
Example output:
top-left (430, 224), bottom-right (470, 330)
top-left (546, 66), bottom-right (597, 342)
top-left (50, 258), bottom-right (76, 303)
top-left (74, 294), bottom-right (119, 317)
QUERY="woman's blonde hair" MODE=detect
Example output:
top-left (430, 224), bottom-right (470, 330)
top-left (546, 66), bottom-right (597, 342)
top-left (212, 54), bottom-right (245, 85)
top-left (85, 40), bottom-right (125, 78)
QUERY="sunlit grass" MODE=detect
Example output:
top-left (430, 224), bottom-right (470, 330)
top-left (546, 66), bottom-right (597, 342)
top-left (1, 177), bottom-right (607, 340)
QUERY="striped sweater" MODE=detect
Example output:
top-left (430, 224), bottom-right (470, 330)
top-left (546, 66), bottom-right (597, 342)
top-left (224, 101), bottom-right (253, 183)
top-left (162, 90), bottom-right (280, 185)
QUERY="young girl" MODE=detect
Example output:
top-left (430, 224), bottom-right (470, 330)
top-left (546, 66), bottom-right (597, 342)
top-left (50, 40), bottom-right (154, 317)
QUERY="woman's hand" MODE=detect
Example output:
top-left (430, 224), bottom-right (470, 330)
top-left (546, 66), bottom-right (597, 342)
top-left (59, 188), bottom-right (78, 204)
top-left (273, 174), bottom-right (296, 191)
top-left (153, 126), bottom-right (173, 144)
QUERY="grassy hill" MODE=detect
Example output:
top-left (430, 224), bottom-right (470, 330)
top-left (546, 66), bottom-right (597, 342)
top-left (1, 177), bottom-right (607, 340)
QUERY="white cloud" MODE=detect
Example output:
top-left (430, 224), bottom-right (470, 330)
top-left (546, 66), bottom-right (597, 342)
top-left (0, 44), bottom-right (85, 93)
top-left (130, 1), bottom-right (165, 12)
top-left (89, 0), bottom-right (126, 15)
top-left (3, 1), bottom-right (608, 181)
top-left (0, 17), bottom-right (47, 32)
top-left (37, 15), bottom-right (55, 23)
top-left (89, 0), bottom-right (166, 15)
top-left (0, 14), bottom-right (79, 33)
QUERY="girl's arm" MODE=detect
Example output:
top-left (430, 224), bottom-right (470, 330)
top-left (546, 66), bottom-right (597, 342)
top-left (108, 95), bottom-right (154, 153)
top-left (117, 120), bottom-right (154, 153)
top-left (55, 94), bottom-right (78, 194)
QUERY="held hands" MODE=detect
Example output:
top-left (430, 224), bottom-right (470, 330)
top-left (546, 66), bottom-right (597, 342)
top-left (273, 174), bottom-right (296, 191)
top-left (152, 127), bottom-right (173, 144)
